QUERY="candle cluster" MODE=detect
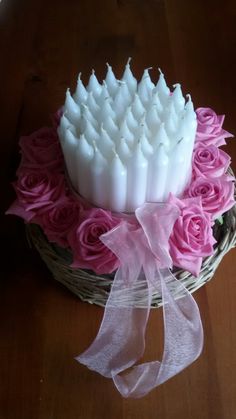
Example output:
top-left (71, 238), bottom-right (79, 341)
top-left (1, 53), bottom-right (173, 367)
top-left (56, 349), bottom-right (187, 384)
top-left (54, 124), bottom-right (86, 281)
top-left (58, 59), bottom-right (197, 212)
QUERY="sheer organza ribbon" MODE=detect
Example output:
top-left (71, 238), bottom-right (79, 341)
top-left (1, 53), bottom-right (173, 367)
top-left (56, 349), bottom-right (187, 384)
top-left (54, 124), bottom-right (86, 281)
top-left (76, 203), bottom-right (204, 398)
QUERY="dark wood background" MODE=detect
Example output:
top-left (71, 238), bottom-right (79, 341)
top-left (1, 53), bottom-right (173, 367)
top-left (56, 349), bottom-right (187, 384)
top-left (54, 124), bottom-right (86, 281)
top-left (1, 1), bottom-right (236, 418)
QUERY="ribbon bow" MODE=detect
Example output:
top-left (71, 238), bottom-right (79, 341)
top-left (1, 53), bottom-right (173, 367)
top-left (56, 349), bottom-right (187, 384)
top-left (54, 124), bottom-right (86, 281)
top-left (76, 203), bottom-right (203, 398)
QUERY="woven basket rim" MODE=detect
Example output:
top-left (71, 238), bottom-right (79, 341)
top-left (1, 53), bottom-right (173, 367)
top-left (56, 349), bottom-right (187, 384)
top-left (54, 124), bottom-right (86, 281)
top-left (26, 178), bottom-right (236, 308)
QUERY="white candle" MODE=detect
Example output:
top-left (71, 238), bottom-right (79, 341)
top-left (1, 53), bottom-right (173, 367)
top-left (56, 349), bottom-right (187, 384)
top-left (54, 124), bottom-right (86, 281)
top-left (108, 151), bottom-right (127, 212)
top-left (81, 104), bottom-right (98, 129)
top-left (125, 106), bottom-right (138, 133)
top-left (103, 115), bottom-right (119, 138)
top-left (90, 144), bottom-right (108, 208)
top-left (86, 91), bottom-right (99, 117)
top-left (116, 137), bottom-right (132, 161)
top-left (156, 68), bottom-right (170, 104)
top-left (126, 142), bottom-right (148, 211)
top-left (184, 98), bottom-right (197, 131)
top-left (164, 107), bottom-right (178, 139)
top-left (83, 118), bottom-right (100, 143)
top-left (137, 114), bottom-right (152, 140)
top-left (138, 68), bottom-right (154, 105)
top-left (62, 129), bottom-right (79, 189)
top-left (98, 81), bottom-right (110, 105)
top-left (119, 118), bottom-right (135, 147)
top-left (99, 98), bottom-right (116, 124)
top-left (105, 63), bottom-right (119, 97)
top-left (167, 139), bottom-right (186, 196)
top-left (185, 94), bottom-right (194, 113)
top-left (87, 69), bottom-right (102, 99)
top-left (122, 57), bottom-right (137, 95)
top-left (113, 85), bottom-right (126, 121)
top-left (99, 125), bottom-right (115, 159)
top-left (147, 144), bottom-right (169, 202)
top-left (146, 105), bottom-right (161, 134)
top-left (64, 89), bottom-right (81, 126)
top-left (119, 81), bottom-right (132, 106)
top-left (150, 90), bottom-right (163, 115)
top-left (73, 73), bottom-right (88, 105)
top-left (172, 83), bottom-right (185, 113)
top-left (152, 122), bottom-right (170, 149)
top-left (131, 93), bottom-right (145, 120)
top-left (76, 134), bottom-right (94, 200)
top-left (58, 113), bottom-right (76, 141)
top-left (140, 132), bottom-right (153, 158)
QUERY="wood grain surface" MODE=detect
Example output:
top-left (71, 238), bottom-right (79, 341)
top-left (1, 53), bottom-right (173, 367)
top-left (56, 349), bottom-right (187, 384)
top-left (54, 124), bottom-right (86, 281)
top-left (1, 1), bottom-right (236, 418)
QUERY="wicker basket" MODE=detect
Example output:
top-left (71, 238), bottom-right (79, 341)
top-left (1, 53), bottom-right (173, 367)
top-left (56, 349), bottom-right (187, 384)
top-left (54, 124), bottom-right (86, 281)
top-left (26, 188), bottom-right (236, 308)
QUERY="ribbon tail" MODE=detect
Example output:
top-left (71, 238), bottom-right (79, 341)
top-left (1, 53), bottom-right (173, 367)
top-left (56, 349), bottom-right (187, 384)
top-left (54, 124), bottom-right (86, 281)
top-left (75, 263), bottom-right (152, 378)
top-left (111, 266), bottom-right (204, 398)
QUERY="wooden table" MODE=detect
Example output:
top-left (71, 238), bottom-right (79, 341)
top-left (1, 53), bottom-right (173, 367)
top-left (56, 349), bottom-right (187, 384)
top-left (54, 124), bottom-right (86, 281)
top-left (1, 1), bottom-right (236, 418)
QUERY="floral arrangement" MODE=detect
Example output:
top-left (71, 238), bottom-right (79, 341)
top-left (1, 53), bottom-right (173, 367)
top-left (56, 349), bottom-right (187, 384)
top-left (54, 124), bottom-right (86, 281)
top-left (6, 105), bottom-right (236, 398)
top-left (7, 107), bottom-right (235, 278)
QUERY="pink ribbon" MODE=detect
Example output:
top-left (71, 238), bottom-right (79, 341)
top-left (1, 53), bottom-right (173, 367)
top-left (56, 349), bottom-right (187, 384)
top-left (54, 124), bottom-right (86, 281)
top-left (76, 203), bottom-right (204, 398)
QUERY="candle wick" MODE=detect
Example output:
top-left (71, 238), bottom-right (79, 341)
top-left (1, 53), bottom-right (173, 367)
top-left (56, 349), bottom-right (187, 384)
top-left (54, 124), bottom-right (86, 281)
top-left (93, 140), bottom-right (98, 152)
top-left (127, 57), bottom-right (132, 65)
top-left (158, 67), bottom-right (163, 75)
top-left (186, 93), bottom-right (192, 101)
top-left (106, 62), bottom-right (111, 69)
top-left (78, 72), bottom-right (82, 81)
top-left (112, 147), bottom-right (118, 158)
top-left (92, 69), bottom-right (95, 74)
top-left (173, 83), bottom-right (181, 88)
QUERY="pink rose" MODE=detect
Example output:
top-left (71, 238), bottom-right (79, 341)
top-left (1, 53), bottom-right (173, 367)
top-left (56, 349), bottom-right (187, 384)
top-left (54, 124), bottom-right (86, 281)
top-left (192, 144), bottom-right (230, 178)
top-left (195, 107), bottom-right (233, 147)
top-left (19, 127), bottom-right (64, 172)
top-left (7, 169), bottom-right (66, 221)
top-left (186, 175), bottom-right (235, 220)
top-left (68, 208), bottom-right (121, 274)
top-left (38, 196), bottom-right (83, 247)
top-left (168, 194), bottom-right (216, 276)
